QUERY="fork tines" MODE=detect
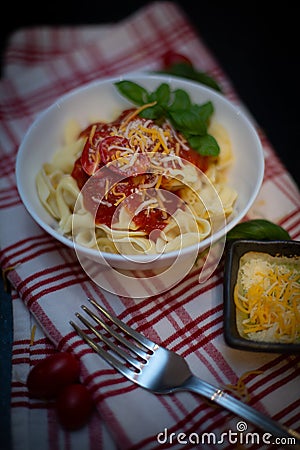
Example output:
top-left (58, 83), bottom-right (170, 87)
top-left (70, 298), bottom-right (156, 374)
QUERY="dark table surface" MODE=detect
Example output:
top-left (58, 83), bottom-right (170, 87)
top-left (0, 2), bottom-right (299, 449)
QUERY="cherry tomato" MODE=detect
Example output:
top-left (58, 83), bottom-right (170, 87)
top-left (56, 383), bottom-right (94, 430)
top-left (27, 352), bottom-right (80, 399)
top-left (81, 137), bottom-right (101, 176)
top-left (71, 157), bottom-right (89, 189)
top-left (133, 208), bottom-right (168, 235)
top-left (80, 123), bottom-right (115, 176)
top-left (100, 136), bottom-right (150, 176)
top-left (162, 51), bottom-right (193, 69)
top-left (78, 122), bottom-right (108, 139)
top-left (99, 136), bottom-right (129, 165)
top-left (178, 147), bottom-right (210, 173)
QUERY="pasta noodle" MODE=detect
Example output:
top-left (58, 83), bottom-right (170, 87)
top-left (36, 106), bottom-right (237, 255)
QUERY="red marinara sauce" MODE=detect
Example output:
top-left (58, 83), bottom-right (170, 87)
top-left (71, 109), bottom-right (211, 235)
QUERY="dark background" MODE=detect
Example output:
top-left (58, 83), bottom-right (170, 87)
top-left (0, 1), bottom-right (299, 186)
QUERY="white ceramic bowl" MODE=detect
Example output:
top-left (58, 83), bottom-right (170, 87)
top-left (16, 73), bottom-right (264, 273)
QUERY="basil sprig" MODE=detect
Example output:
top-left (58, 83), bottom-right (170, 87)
top-left (156, 62), bottom-right (222, 92)
top-left (115, 80), bottom-right (220, 157)
top-left (226, 219), bottom-right (291, 241)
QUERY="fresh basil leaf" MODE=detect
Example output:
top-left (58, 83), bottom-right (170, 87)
top-left (139, 104), bottom-right (165, 120)
top-left (187, 134), bottom-right (220, 156)
top-left (169, 108), bottom-right (207, 135)
top-left (156, 63), bottom-right (222, 92)
top-left (169, 102), bottom-right (213, 136)
top-left (115, 80), bottom-right (149, 105)
top-left (164, 62), bottom-right (195, 79)
top-left (168, 89), bottom-right (191, 111)
top-left (226, 219), bottom-right (291, 241)
top-left (192, 101), bottom-right (214, 128)
top-left (148, 83), bottom-right (170, 109)
top-left (192, 71), bottom-right (222, 93)
top-left (115, 80), bottom-right (220, 156)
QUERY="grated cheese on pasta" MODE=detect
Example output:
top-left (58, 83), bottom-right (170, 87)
top-left (36, 105), bottom-right (237, 256)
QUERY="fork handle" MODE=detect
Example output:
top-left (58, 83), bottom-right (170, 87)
top-left (183, 375), bottom-right (300, 447)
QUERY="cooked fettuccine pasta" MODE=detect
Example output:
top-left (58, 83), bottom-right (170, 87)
top-left (36, 106), bottom-right (237, 255)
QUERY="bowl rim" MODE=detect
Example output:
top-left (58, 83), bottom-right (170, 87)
top-left (15, 72), bottom-right (265, 264)
top-left (223, 238), bottom-right (300, 353)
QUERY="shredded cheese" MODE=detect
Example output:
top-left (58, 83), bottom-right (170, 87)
top-left (30, 325), bottom-right (37, 346)
top-left (155, 174), bottom-right (163, 189)
top-left (134, 198), bottom-right (158, 216)
top-left (88, 124), bottom-right (97, 145)
top-left (112, 186), bottom-right (127, 206)
top-left (2, 263), bottom-right (21, 292)
top-left (225, 369), bottom-right (263, 402)
top-left (235, 252), bottom-right (300, 343)
top-left (120, 101), bottom-right (157, 128)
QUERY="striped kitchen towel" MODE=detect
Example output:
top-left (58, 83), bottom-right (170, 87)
top-left (1, 2), bottom-right (299, 449)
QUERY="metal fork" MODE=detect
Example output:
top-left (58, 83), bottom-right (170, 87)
top-left (71, 298), bottom-right (300, 446)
